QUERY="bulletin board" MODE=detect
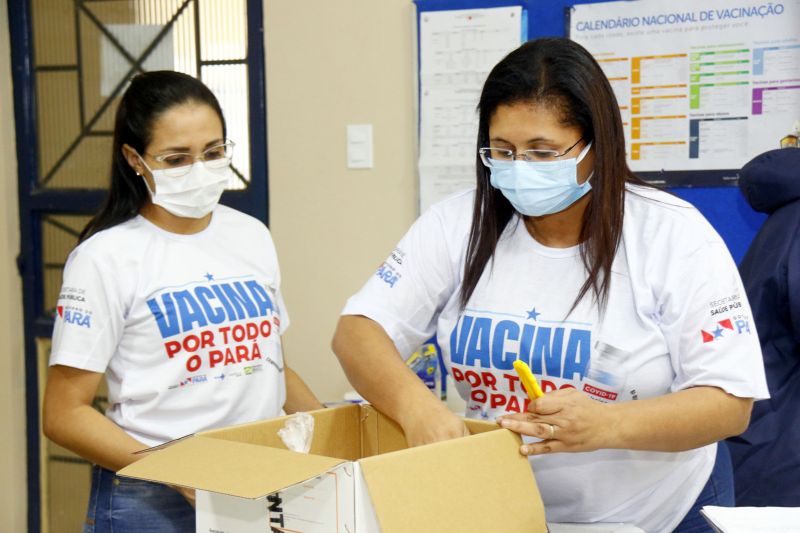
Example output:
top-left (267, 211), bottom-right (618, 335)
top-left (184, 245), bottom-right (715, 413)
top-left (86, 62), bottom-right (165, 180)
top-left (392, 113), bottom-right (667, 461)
top-left (413, 0), bottom-right (769, 265)
top-left (569, 0), bottom-right (800, 187)
top-left (413, 1), bottom-right (642, 210)
top-left (416, 0), bottom-right (800, 190)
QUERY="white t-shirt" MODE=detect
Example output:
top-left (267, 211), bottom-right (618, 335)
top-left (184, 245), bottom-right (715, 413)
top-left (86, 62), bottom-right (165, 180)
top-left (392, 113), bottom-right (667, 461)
top-left (50, 205), bottom-right (289, 447)
top-left (342, 185), bottom-right (769, 532)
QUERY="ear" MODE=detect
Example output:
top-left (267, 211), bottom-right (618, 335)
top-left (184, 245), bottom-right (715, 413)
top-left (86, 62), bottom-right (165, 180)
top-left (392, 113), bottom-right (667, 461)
top-left (122, 144), bottom-right (146, 176)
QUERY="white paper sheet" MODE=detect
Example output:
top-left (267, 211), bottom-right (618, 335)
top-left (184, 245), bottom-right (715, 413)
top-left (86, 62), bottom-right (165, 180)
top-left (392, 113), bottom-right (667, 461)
top-left (417, 6), bottom-right (523, 212)
top-left (570, 0), bottom-right (800, 174)
top-left (548, 523), bottom-right (644, 533)
top-left (701, 505), bottom-right (800, 532)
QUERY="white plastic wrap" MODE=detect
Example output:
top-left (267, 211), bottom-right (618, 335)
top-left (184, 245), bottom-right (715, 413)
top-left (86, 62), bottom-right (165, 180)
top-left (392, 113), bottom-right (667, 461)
top-left (277, 412), bottom-right (315, 454)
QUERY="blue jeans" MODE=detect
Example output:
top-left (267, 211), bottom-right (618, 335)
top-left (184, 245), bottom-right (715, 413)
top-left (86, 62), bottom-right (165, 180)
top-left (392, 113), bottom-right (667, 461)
top-left (84, 465), bottom-right (195, 532)
top-left (673, 442), bottom-right (735, 532)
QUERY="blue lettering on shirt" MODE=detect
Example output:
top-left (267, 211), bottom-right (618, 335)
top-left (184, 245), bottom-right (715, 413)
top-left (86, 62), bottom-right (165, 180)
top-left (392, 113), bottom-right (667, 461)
top-left (491, 321), bottom-right (519, 370)
top-left (147, 279), bottom-right (276, 339)
top-left (63, 309), bottom-right (92, 328)
top-left (465, 317), bottom-right (492, 368)
top-left (449, 313), bottom-right (591, 380)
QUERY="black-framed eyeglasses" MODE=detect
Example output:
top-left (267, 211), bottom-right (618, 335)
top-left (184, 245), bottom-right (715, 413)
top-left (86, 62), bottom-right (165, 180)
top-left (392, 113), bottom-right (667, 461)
top-left (479, 137), bottom-right (584, 168)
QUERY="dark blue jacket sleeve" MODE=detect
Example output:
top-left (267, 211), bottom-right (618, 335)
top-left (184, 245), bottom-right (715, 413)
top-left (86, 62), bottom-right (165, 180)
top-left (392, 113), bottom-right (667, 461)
top-left (788, 236), bottom-right (800, 346)
top-left (728, 199), bottom-right (800, 506)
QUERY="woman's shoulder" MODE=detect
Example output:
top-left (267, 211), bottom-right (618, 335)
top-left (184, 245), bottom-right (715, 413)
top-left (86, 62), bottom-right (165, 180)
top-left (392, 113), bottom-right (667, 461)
top-left (624, 183), bottom-right (694, 212)
top-left (71, 216), bottom-right (148, 261)
top-left (213, 205), bottom-right (273, 239)
top-left (429, 187), bottom-right (475, 212)
top-left (425, 188), bottom-right (476, 230)
top-left (406, 189), bottom-right (476, 258)
top-left (624, 183), bottom-right (721, 247)
top-left (213, 204), bottom-right (266, 226)
top-left (625, 185), bottom-right (711, 231)
top-left (62, 219), bottom-right (151, 290)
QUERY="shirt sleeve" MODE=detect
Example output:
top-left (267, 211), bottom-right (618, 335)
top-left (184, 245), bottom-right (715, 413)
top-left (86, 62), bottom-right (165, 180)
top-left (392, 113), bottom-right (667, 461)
top-left (341, 205), bottom-right (463, 359)
top-left (49, 247), bottom-right (128, 373)
top-left (657, 238), bottom-right (770, 399)
top-left (787, 236), bottom-right (800, 346)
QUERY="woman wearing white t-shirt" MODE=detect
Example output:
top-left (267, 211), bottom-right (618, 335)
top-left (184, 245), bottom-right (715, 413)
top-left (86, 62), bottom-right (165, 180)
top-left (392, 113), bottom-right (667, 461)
top-left (43, 71), bottom-right (323, 532)
top-left (333, 38), bottom-right (769, 531)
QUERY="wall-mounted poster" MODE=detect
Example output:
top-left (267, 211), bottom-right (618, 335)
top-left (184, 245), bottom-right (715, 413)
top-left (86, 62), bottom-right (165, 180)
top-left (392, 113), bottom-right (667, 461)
top-left (569, 0), bottom-right (800, 186)
top-left (417, 6), bottom-right (525, 211)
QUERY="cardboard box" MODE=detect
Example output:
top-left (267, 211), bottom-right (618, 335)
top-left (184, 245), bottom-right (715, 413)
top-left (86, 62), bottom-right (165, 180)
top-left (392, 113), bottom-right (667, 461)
top-left (119, 404), bottom-right (547, 532)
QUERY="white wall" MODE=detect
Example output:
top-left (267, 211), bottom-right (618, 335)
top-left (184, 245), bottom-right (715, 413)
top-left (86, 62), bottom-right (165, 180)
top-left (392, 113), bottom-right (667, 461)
top-left (0, 0), bottom-right (29, 529)
top-left (265, 0), bottom-right (418, 402)
top-left (0, 2), bottom-right (418, 528)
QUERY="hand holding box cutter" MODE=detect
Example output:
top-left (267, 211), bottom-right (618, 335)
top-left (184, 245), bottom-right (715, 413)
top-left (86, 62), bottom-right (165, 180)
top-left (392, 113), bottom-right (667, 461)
top-left (512, 360), bottom-right (556, 441)
top-left (513, 360), bottom-right (544, 400)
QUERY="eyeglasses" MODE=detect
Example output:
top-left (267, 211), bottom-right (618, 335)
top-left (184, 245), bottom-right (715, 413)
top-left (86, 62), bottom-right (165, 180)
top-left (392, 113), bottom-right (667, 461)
top-left (479, 138), bottom-right (584, 168)
top-left (143, 140), bottom-right (235, 177)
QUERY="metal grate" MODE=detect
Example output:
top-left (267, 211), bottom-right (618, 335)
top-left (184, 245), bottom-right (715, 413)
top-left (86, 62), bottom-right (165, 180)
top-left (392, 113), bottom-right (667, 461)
top-left (33, 0), bottom-right (250, 190)
top-left (15, 2), bottom-right (259, 531)
top-left (41, 215), bottom-right (90, 319)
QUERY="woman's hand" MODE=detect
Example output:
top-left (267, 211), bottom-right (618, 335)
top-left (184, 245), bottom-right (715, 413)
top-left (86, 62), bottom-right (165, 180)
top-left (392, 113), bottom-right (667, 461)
top-left (333, 316), bottom-right (470, 447)
top-left (401, 406), bottom-right (470, 447)
top-left (497, 387), bottom-right (617, 456)
top-left (283, 363), bottom-right (325, 414)
top-left (43, 365), bottom-right (151, 471)
top-left (497, 386), bottom-right (753, 455)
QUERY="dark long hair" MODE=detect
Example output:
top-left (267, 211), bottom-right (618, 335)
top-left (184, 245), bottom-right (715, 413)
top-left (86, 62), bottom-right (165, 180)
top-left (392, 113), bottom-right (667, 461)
top-left (461, 37), bottom-right (646, 312)
top-left (78, 71), bottom-right (226, 242)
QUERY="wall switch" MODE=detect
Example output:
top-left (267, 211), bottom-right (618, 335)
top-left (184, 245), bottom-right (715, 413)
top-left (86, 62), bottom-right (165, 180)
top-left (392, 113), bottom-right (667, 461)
top-left (346, 124), bottom-right (373, 169)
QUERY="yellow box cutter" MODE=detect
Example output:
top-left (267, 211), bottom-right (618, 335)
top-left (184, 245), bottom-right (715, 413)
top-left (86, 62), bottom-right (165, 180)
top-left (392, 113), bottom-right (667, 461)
top-left (513, 360), bottom-right (544, 400)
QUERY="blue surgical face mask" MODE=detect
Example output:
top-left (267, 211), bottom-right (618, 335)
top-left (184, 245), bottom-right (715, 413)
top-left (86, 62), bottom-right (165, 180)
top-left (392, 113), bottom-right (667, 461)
top-left (489, 141), bottom-right (593, 216)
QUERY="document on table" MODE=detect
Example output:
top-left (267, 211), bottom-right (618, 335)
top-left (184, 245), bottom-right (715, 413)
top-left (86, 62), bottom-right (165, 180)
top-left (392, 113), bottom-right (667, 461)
top-left (701, 505), bottom-right (800, 532)
top-left (548, 523), bottom-right (643, 533)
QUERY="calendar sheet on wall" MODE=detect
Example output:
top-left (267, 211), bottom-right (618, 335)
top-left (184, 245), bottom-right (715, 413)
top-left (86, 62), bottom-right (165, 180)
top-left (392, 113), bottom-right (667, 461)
top-left (570, 0), bottom-right (800, 186)
top-left (418, 6), bottom-right (525, 211)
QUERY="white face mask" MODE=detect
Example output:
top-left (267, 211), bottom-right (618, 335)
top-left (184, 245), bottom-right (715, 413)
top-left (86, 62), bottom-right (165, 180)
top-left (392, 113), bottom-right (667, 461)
top-left (139, 160), bottom-right (231, 219)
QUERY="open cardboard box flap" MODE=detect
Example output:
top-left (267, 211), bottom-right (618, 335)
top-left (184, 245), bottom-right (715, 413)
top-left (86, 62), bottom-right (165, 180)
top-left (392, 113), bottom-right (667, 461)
top-left (120, 433), bottom-right (345, 499)
top-left (119, 404), bottom-right (547, 532)
top-left (359, 423), bottom-right (545, 533)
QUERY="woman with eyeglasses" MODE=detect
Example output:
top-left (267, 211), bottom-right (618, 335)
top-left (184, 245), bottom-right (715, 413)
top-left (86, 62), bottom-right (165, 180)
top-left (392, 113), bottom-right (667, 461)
top-left (42, 71), bottom-right (323, 532)
top-left (332, 38), bottom-right (768, 531)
